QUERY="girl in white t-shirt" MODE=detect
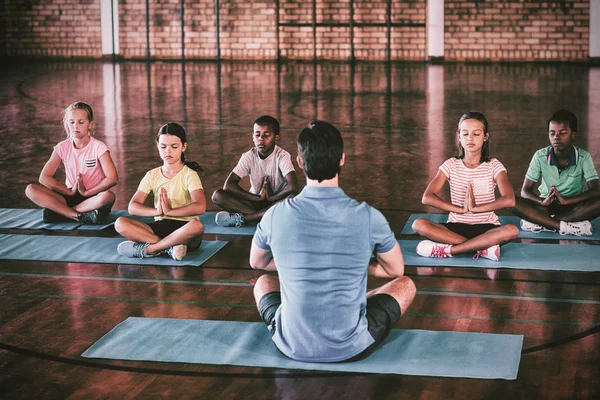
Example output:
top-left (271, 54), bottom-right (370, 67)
top-left (115, 123), bottom-right (205, 261)
top-left (411, 111), bottom-right (519, 261)
top-left (25, 101), bottom-right (118, 224)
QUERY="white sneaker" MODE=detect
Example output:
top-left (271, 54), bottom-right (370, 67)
top-left (416, 240), bottom-right (452, 258)
top-left (473, 244), bottom-right (500, 261)
top-left (520, 219), bottom-right (555, 233)
top-left (559, 220), bottom-right (593, 236)
top-left (215, 211), bottom-right (244, 227)
top-left (117, 241), bottom-right (155, 259)
top-left (166, 244), bottom-right (187, 261)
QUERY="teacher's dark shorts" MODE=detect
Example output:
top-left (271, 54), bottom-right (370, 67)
top-left (257, 291), bottom-right (401, 361)
top-left (442, 222), bottom-right (498, 240)
top-left (148, 219), bottom-right (201, 251)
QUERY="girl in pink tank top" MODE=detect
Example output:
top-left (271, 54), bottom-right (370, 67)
top-left (25, 101), bottom-right (118, 224)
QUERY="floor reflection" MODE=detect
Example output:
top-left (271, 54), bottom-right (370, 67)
top-left (0, 61), bottom-right (597, 214)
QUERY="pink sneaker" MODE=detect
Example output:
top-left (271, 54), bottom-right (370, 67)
top-left (416, 240), bottom-right (452, 258)
top-left (473, 244), bottom-right (500, 261)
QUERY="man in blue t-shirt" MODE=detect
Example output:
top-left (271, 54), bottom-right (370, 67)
top-left (250, 120), bottom-right (416, 363)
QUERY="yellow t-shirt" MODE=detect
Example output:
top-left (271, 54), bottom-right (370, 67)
top-left (138, 165), bottom-right (203, 222)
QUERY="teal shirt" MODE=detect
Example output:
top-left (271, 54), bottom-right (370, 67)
top-left (525, 146), bottom-right (599, 198)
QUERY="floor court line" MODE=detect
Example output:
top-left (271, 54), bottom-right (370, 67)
top-left (3, 265), bottom-right (596, 287)
top-left (1, 272), bottom-right (598, 304)
top-left (418, 290), bottom-right (600, 304)
top-left (0, 340), bottom-right (391, 379)
top-left (408, 273), bottom-right (600, 287)
top-left (1, 325), bottom-right (595, 380)
top-left (1, 326), bottom-right (596, 379)
top-left (1, 292), bottom-right (596, 326)
top-left (0, 271), bottom-right (253, 287)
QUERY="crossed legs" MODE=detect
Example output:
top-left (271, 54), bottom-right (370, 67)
top-left (114, 217), bottom-right (204, 255)
top-left (253, 274), bottom-right (416, 328)
top-left (411, 218), bottom-right (519, 256)
top-left (212, 189), bottom-right (273, 224)
top-left (512, 196), bottom-right (600, 231)
top-left (25, 183), bottom-right (115, 221)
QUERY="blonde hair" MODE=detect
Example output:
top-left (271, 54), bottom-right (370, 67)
top-left (62, 101), bottom-right (94, 137)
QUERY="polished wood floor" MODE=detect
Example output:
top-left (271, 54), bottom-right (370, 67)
top-left (0, 61), bottom-right (598, 399)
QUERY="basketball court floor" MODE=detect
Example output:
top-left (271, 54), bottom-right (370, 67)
top-left (0, 60), bottom-right (598, 399)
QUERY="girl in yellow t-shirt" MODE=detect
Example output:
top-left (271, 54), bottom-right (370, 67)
top-left (115, 123), bottom-right (205, 261)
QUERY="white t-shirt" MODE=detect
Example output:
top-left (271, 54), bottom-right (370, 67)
top-left (232, 145), bottom-right (295, 195)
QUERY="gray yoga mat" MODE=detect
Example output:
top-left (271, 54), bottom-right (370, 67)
top-left (0, 234), bottom-right (227, 266)
top-left (400, 214), bottom-right (600, 240)
top-left (0, 208), bottom-right (257, 235)
top-left (82, 317), bottom-right (523, 380)
top-left (399, 239), bottom-right (600, 271)
top-left (0, 208), bottom-right (80, 230)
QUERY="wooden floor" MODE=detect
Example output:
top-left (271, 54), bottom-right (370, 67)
top-left (0, 61), bottom-right (598, 399)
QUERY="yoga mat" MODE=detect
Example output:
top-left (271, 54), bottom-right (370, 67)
top-left (0, 209), bottom-right (257, 235)
top-left (400, 214), bottom-right (600, 240)
top-left (82, 317), bottom-right (523, 380)
top-left (399, 240), bottom-right (600, 271)
top-left (0, 208), bottom-right (80, 230)
top-left (0, 234), bottom-right (227, 266)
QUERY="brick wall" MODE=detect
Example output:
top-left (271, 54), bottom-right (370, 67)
top-left (444, 0), bottom-right (590, 61)
top-left (2, 0), bottom-right (101, 58)
top-left (0, 0), bottom-right (592, 62)
top-left (280, 0), bottom-right (426, 60)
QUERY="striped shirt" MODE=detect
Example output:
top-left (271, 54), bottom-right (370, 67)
top-left (439, 157), bottom-right (507, 225)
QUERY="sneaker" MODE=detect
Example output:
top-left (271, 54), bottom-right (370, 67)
top-left (559, 220), bottom-right (593, 236)
top-left (473, 244), bottom-right (500, 261)
top-left (416, 240), bottom-right (452, 258)
top-left (77, 209), bottom-right (100, 225)
top-left (215, 211), bottom-right (244, 227)
top-left (42, 208), bottom-right (70, 223)
top-left (520, 219), bottom-right (555, 233)
top-left (166, 244), bottom-right (187, 261)
top-left (117, 241), bottom-right (154, 259)
top-left (96, 205), bottom-right (112, 223)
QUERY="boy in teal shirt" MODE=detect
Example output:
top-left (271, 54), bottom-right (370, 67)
top-left (512, 109), bottom-right (600, 235)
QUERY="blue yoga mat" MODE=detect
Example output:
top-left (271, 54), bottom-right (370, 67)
top-left (82, 317), bottom-right (523, 379)
top-left (0, 234), bottom-right (227, 266)
top-left (0, 208), bottom-right (257, 235)
top-left (399, 240), bottom-right (600, 271)
top-left (400, 214), bottom-right (600, 240)
top-left (0, 208), bottom-right (80, 230)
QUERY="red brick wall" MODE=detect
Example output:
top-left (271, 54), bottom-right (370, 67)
top-left (444, 0), bottom-right (590, 61)
top-left (280, 0), bottom-right (426, 60)
top-left (3, 0), bottom-right (101, 58)
top-left (118, 0), bottom-right (151, 59)
top-left (0, 0), bottom-right (592, 62)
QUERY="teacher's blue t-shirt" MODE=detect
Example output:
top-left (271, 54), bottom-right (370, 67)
top-left (253, 186), bottom-right (397, 362)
